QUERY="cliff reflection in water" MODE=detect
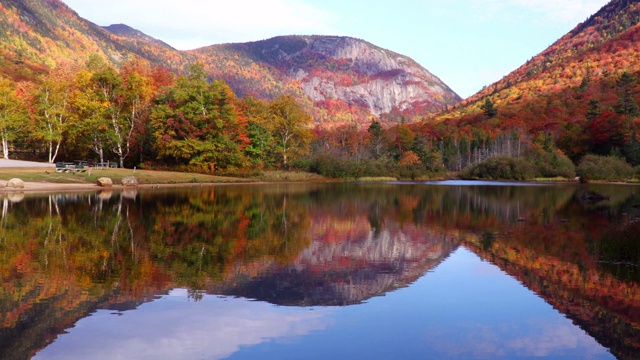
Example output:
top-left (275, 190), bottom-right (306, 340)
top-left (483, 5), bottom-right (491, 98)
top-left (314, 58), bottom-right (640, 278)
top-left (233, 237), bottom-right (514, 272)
top-left (0, 183), bottom-right (639, 359)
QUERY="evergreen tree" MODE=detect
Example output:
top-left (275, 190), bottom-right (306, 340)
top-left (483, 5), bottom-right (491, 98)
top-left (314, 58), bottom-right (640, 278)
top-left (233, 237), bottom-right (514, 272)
top-left (624, 131), bottom-right (640, 166)
top-left (586, 99), bottom-right (602, 121)
top-left (367, 120), bottom-right (386, 159)
top-left (480, 98), bottom-right (498, 118)
top-left (615, 71), bottom-right (639, 116)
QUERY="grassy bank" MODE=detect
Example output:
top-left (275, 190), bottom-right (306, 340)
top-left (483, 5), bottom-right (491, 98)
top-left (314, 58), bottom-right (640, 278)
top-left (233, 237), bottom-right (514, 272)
top-left (0, 167), bottom-right (249, 185)
top-left (0, 168), bottom-right (330, 185)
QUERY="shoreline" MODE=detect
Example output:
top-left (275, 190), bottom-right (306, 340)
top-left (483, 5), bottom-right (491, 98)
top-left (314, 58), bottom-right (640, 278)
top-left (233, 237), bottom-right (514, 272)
top-left (0, 181), bottom-right (270, 194)
top-left (1, 178), bottom-right (638, 195)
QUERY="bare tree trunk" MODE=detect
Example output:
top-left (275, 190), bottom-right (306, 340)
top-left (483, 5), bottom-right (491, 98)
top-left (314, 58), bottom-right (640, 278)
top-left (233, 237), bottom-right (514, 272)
top-left (2, 137), bottom-right (9, 159)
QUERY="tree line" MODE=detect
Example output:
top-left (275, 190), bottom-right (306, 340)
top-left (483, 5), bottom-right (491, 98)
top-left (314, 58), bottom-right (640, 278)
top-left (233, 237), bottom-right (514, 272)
top-left (1, 54), bottom-right (639, 181)
top-left (0, 56), bottom-right (312, 172)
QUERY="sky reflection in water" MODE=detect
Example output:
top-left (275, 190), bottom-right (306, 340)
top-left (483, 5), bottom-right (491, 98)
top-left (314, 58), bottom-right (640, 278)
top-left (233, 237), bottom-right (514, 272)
top-left (34, 248), bottom-right (612, 360)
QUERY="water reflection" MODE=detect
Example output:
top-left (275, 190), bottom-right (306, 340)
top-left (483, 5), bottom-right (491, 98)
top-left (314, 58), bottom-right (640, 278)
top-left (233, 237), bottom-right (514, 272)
top-left (34, 289), bottom-right (334, 360)
top-left (0, 183), bottom-right (638, 359)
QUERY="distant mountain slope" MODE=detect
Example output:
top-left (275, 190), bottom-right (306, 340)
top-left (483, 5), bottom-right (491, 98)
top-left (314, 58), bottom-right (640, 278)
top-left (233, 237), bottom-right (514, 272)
top-left (0, 0), bottom-right (184, 77)
top-left (450, 0), bottom-right (640, 116)
top-left (192, 35), bottom-right (461, 126)
top-left (0, 0), bottom-right (459, 127)
top-left (102, 24), bottom-right (174, 49)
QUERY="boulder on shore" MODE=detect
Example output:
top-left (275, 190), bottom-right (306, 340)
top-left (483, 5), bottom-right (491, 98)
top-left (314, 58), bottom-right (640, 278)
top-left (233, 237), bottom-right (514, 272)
top-left (97, 177), bottom-right (113, 187)
top-left (7, 178), bottom-right (24, 188)
top-left (121, 176), bottom-right (139, 187)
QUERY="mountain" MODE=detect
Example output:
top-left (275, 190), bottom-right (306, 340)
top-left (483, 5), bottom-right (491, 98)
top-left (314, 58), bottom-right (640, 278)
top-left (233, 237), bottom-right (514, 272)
top-left (436, 0), bottom-right (640, 162)
top-left (191, 36), bottom-right (461, 126)
top-left (102, 23), bottom-right (174, 49)
top-left (0, 0), bottom-right (185, 76)
top-left (459, 0), bottom-right (640, 107)
top-left (0, 0), bottom-right (459, 128)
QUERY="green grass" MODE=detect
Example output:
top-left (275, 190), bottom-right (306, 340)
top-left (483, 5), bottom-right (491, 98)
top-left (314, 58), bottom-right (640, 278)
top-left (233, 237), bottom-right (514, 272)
top-left (534, 177), bottom-right (576, 182)
top-left (0, 167), bottom-right (251, 185)
top-left (356, 177), bottom-right (398, 182)
top-left (0, 167), bottom-right (334, 185)
top-left (257, 171), bottom-right (328, 182)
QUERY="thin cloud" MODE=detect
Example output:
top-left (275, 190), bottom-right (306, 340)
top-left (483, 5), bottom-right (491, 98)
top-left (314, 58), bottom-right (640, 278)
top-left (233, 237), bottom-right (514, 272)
top-left (63, 0), bottom-right (338, 49)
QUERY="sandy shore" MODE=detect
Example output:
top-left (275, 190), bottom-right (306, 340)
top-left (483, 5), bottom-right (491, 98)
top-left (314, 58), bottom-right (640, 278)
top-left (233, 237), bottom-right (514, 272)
top-left (0, 181), bottom-right (100, 193)
top-left (0, 181), bottom-right (231, 193)
top-left (0, 180), bottom-right (254, 194)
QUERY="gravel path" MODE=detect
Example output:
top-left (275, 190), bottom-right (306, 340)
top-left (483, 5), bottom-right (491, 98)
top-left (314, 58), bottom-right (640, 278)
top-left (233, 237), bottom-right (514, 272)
top-left (0, 159), bottom-right (54, 168)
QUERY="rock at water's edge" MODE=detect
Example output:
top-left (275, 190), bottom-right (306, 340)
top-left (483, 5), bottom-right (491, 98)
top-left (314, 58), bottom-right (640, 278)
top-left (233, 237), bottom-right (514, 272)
top-left (7, 178), bottom-right (24, 188)
top-left (121, 176), bottom-right (139, 187)
top-left (97, 177), bottom-right (113, 187)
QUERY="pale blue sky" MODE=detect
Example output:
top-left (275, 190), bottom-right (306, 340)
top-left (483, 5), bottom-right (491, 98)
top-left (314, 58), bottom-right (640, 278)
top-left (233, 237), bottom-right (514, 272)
top-left (62, 0), bottom-right (610, 98)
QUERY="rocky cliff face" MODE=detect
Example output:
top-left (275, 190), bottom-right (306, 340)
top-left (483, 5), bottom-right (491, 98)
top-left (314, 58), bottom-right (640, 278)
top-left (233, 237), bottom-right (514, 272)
top-left (209, 223), bottom-right (459, 306)
top-left (295, 36), bottom-right (458, 116)
top-left (194, 35), bottom-right (461, 126)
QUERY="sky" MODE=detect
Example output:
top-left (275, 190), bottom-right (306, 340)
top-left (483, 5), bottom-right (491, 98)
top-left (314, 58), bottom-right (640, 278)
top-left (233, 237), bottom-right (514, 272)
top-left (61, 0), bottom-right (611, 98)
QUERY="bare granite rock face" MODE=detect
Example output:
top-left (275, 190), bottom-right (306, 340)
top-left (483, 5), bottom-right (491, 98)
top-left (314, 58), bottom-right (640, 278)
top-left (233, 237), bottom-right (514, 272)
top-left (286, 36), bottom-right (460, 116)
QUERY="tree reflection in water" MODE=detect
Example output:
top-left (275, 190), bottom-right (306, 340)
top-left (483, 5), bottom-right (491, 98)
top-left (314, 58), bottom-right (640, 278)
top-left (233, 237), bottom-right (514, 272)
top-left (0, 183), bottom-right (638, 359)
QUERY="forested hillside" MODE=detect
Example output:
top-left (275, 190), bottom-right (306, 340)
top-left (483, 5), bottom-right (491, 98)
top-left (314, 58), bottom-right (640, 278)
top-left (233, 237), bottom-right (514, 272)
top-left (418, 0), bottom-right (640, 174)
top-left (0, 0), bottom-right (456, 130)
top-left (0, 0), bottom-right (639, 181)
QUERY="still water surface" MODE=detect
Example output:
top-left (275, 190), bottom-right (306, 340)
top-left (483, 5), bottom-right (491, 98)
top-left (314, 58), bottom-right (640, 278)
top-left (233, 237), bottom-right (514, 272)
top-left (1, 182), bottom-right (639, 359)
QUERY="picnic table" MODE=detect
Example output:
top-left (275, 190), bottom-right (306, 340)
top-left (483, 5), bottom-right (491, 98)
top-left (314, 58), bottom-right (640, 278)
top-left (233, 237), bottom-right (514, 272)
top-left (55, 160), bottom-right (118, 172)
top-left (94, 162), bottom-right (118, 169)
top-left (55, 161), bottom-right (88, 173)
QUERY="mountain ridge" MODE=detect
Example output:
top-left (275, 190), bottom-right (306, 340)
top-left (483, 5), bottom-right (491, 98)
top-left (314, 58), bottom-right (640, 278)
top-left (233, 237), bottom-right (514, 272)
top-left (191, 35), bottom-right (460, 125)
top-left (0, 0), bottom-right (459, 127)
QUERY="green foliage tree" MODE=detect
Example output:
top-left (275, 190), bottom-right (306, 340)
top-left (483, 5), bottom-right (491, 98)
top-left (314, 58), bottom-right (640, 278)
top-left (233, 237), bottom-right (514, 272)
top-left (269, 94), bottom-right (312, 169)
top-left (480, 98), bottom-right (498, 118)
top-left (150, 64), bottom-right (247, 171)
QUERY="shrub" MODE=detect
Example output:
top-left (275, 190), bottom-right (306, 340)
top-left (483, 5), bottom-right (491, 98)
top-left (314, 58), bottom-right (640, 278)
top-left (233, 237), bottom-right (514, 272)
top-left (461, 157), bottom-right (536, 181)
top-left (527, 149), bottom-right (576, 178)
top-left (576, 154), bottom-right (634, 181)
top-left (309, 155), bottom-right (388, 179)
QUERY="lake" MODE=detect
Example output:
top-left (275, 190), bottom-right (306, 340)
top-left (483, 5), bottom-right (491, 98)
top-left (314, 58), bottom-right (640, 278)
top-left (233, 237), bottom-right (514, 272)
top-left (1, 182), bottom-right (639, 359)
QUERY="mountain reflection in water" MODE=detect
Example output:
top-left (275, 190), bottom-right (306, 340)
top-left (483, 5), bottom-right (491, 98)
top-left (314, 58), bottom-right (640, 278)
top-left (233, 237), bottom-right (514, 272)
top-left (0, 183), bottom-right (638, 359)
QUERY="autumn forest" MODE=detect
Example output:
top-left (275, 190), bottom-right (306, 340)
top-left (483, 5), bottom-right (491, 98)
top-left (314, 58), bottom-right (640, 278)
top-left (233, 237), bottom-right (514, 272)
top-left (1, 0), bottom-right (640, 181)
